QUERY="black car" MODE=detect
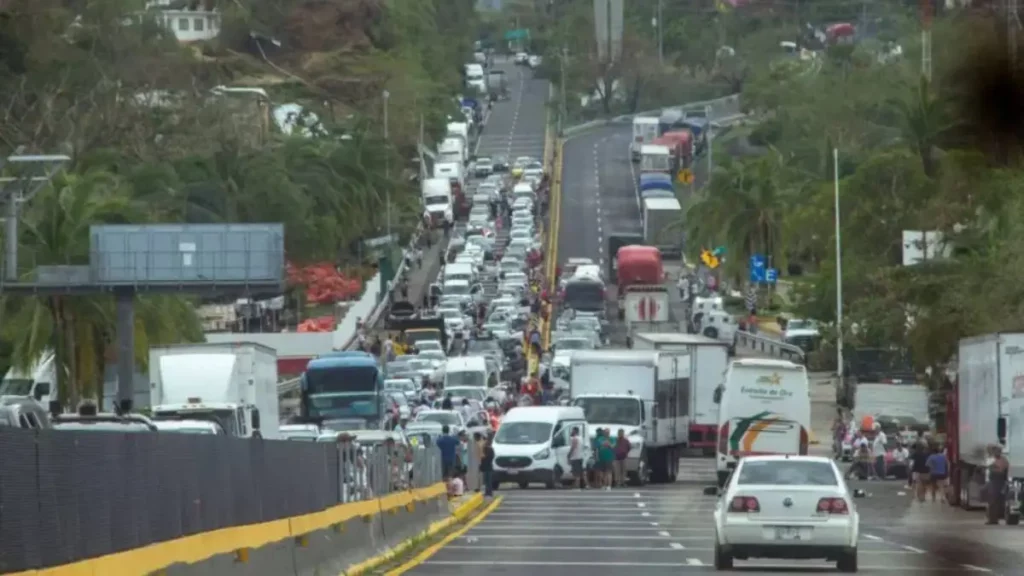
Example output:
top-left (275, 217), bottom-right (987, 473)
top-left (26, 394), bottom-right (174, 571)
top-left (492, 155), bottom-right (509, 173)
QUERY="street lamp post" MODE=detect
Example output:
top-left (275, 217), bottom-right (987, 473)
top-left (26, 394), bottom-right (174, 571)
top-left (705, 105), bottom-right (713, 179)
top-left (833, 148), bottom-right (844, 380)
top-left (383, 90), bottom-right (391, 240)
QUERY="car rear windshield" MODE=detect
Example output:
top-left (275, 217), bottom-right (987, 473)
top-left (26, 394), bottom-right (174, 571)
top-left (737, 460), bottom-right (838, 486)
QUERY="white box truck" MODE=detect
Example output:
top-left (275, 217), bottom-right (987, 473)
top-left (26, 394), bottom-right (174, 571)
top-left (569, 349), bottom-right (688, 484)
top-left (951, 333), bottom-right (1024, 520)
top-left (149, 343), bottom-right (280, 439)
top-left (633, 333), bottom-right (729, 455)
top-left (642, 197), bottom-right (683, 259)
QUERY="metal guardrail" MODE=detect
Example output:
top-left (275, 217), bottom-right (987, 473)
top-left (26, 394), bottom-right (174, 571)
top-left (735, 330), bottom-right (807, 364)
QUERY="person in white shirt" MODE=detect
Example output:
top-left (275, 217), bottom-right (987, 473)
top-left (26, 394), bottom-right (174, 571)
top-left (871, 425), bottom-right (888, 479)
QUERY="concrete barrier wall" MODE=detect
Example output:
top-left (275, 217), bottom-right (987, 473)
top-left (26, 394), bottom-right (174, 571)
top-left (9, 485), bottom-right (486, 576)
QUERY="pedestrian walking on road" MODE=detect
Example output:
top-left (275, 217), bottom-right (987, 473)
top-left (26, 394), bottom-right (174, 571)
top-left (925, 444), bottom-right (948, 503)
top-left (986, 445), bottom-right (1009, 524)
top-left (436, 425), bottom-right (459, 481)
top-left (594, 428), bottom-right (614, 490)
top-left (614, 429), bottom-right (631, 487)
top-left (569, 427), bottom-right (584, 490)
top-left (480, 436), bottom-right (496, 497)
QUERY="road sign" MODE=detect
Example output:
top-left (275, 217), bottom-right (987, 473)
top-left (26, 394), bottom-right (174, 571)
top-left (748, 254), bottom-right (766, 283)
top-left (701, 249), bottom-right (719, 269)
top-left (766, 268), bottom-right (778, 284)
top-left (504, 28), bottom-right (530, 41)
top-left (364, 234), bottom-right (398, 249)
top-left (676, 169), bottom-right (694, 185)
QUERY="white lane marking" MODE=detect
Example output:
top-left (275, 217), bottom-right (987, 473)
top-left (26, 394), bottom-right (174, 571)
top-left (637, 502), bottom-right (646, 508)
top-left (686, 558), bottom-right (704, 566)
top-left (471, 525), bottom-right (700, 532)
top-left (658, 530), bottom-right (670, 537)
top-left (902, 545), bottom-right (925, 553)
top-left (446, 545), bottom-right (691, 552)
top-left (634, 492), bottom-right (641, 498)
top-left (461, 535), bottom-right (673, 540)
top-left (864, 534), bottom-right (883, 541)
top-left (641, 511), bottom-right (651, 517)
top-left (669, 542), bottom-right (685, 549)
top-left (650, 522), bottom-right (659, 526)
top-left (961, 565), bottom-right (993, 573)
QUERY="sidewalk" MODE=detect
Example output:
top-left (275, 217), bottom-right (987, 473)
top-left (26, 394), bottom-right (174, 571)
top-left (370, 231), bottom-right (449, 335)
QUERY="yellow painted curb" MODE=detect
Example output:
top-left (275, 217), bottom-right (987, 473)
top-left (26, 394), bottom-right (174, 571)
top-left (343, 494), bottom-right (485, 576)
top-left (384, 496), bottom-right (504, 576)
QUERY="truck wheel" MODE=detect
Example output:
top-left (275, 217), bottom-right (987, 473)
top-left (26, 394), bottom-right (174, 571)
top-left (959, 468), bottom-right (973, 510)
top-left (703, 327), bottom-right (719, 340)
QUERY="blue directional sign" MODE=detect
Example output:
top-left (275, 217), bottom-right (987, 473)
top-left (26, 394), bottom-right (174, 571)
top-left (748, 254), bottom-right (766, 283)
top-left (766, 267), bottom-right (778, 284)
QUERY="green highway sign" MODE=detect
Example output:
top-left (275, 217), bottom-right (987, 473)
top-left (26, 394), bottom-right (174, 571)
top-left (504, 28), bottom-right (530, 41)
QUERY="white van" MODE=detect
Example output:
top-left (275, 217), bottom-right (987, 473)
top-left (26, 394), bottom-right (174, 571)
top-left (443, 355), bottom-right (497, 389)
top-left (421, 178), bottom-right (453, 223)
top-left (492, 406), bottom-right (590, 489)
top-left (715, 358), bottom-right (811, 487)
top-left (572, 264), bottom-right (602, 281)
top-left (444, 262), bottom-right (476, 284)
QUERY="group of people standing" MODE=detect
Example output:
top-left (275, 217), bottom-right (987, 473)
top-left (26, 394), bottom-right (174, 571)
top-left (566, 426), bottom-right (634, 490)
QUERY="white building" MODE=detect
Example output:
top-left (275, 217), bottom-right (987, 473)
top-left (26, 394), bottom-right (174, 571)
top-left (146, 0), bottom-right (220, 42)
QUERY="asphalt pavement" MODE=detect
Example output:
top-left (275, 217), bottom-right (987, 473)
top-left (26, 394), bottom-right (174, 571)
top-left (368, 62), bottom-right (546, 336)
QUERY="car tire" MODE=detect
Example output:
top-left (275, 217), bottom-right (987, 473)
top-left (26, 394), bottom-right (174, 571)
top-left (836, 547), bottom-right (858, 572)
top-left (630, 453), bottom-right (648, 486)
top-left (713, 540), bottom-right (733, 570)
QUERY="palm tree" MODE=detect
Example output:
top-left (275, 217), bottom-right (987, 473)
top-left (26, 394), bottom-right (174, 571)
top-left (684, 155), bottom-right (792, 277)
top-left (892, 77), bottom-right (952, 178)
top-left (4, 170), bottom-right (202, 408)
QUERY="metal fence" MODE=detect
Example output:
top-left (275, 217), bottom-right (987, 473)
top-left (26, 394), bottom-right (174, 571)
top-left (0, 427), bottom-right (445, 574)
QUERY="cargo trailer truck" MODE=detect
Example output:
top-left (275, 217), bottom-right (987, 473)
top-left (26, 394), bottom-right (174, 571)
top-left (633, 333), bottom-right (729, 455)
top-left (149, 343), bottom-right (280, 439)
top-left (949, 333), bottom-right (1024, 522)
top-left (569, 349), bottom-right (689, 484)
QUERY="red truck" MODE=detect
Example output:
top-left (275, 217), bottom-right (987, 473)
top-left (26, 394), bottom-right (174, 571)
top-left (615, 245), bottom-right (664, 320)
top-left (661, 129), bottom-right (694, 170)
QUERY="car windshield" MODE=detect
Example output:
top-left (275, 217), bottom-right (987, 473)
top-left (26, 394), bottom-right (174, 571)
top-left (787, 319), bottom-right (817, 331)
top-left (495, 422), bottom-right (552, 445)
top-left (573, 397), bottom-right (641, 426)
top-left (439, 309), bottom-right (461, 319)
top-left (569, 319), bottom-right (598, 331)
top-left (737, 460), bottom-right (839, 486)
top-left (467, 340), bottom-right (500, 353)
top-left (425, 194), bottom-right (448, 205)
top-left (417, 412), bottom-right (459, 426)
top-left (447, 387), bottom-right (486, 400)
top-left (445, 284), bottom-right (470, 295)
top-left (447, 371), bottom-right (486, 387)
top-left (555, 338), bottom-right (589, 350)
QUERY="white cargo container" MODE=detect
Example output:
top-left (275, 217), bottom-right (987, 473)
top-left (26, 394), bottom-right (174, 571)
top-left (953, 333), bottom-right (1024, 518)
top-left (149, 342), bottom-right (280, 439)
top-left (633, 333), bottom-right (729, 454)
top-left (569, 349), bottom-right (688, 484)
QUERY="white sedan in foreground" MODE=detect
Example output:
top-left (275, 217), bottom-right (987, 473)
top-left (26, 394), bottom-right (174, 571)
top-left (712, 455), bottom-right (862, 572)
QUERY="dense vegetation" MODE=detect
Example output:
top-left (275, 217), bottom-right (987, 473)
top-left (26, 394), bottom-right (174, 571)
top-left (680, 4), bottom-right (1024, 374)
top-left (0, 0), bottom-right (479, 404)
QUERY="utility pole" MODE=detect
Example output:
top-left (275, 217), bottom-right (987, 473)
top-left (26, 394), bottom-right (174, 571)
top-left (0, 152), bottom-right (71, 282)
top-left (383, 90), bottom-right (391, 241)
top-left (705, 105), bottom-right (713, 180)
top-left (833, 148), bottom-right (844, 381)
top-left (654, 0), bottom-right (664, 66)
top-left (1009, 0), bottom-right (1020, 68)
top-left (560, 45), bottom-right (568, 135)
top-left (921, 0), bottom-right (933, 82)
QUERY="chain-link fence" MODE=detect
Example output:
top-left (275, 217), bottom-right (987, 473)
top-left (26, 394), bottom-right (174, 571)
top-left (0, 427), bottom-right (446, 574)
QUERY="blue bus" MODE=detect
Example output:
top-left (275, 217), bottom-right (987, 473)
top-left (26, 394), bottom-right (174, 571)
top-left (300, 352), bottom-right (384, 427)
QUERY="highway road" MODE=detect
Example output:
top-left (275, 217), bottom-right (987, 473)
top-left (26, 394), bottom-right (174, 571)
top-left (404, 463), bottom-right (1013, 575)
top-left (365, 62), bottom-right (548, 337)
top-left (398, 97), bottom-right (1023, 575)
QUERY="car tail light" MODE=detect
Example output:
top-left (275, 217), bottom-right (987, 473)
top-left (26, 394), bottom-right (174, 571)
top-left (729, 496), bottom-right (760, 513)
top-left (799, 427), bottom-right (809, 455)
top-left (816, 497), bottom-right (849, 514)
top-left (717, 422), bottom-right (729, 454)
